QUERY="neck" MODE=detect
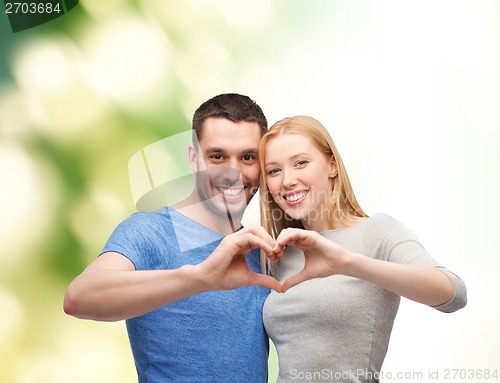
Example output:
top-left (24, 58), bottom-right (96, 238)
top-left (172, 193), bottom-right (243, 236)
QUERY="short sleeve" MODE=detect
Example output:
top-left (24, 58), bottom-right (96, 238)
top-left (101, 212), bottom-right (169, 270)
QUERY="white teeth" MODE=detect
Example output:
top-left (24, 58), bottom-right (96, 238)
top-left (218, 187), bottom-right (243, 197)
top-left (285, 192), bottom-right (306, 202)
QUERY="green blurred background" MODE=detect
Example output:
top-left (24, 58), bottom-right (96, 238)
top-left (1, 1), bottom-right (499, 382)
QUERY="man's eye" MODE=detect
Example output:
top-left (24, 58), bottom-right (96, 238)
top-left (209, 155), bottom-right (224, 161)
top-left (242, 155), bottom-right (256, 161)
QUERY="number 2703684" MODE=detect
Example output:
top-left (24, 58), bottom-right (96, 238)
top-left (5, 2), bottom-right (62, 14)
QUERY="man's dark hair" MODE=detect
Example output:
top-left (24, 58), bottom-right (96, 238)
top-left (192, 93), bottom-right (268, 142)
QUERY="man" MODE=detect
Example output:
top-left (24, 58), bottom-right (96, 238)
top-left (63, 93), bottom-right (281, 382)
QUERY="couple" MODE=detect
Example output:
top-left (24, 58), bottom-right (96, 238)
top-left (64, 93), bottom-right (467, 383)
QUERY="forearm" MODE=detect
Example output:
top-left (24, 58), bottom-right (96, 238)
top-left (342, 252), bottom-right (455, 307)
top-left (64, 265), bottom-right (208, 321)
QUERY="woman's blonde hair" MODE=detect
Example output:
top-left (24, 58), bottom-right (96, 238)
top-left (259, 116), bottom-right (367, 272)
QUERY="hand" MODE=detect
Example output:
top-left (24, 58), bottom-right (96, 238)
top-left (271, 228), bottom-right (352, 292)
top-left (198, 227), bottom-right (282, 293)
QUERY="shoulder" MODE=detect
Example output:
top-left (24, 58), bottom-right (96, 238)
top-left (362, 213), bottom-right (422, 258)
top-left (366, 212), bottom-right (402, 227)
top-left (103, 208), bottom-right (176, 269)
top-left (117, 207), bottom-right (173, 229)
top-left (107, 208), bottom-right (176, 246)
top-left (129, 207), bottom-right (171, 222)
top-left (365, 213), bottom-right (418, 240)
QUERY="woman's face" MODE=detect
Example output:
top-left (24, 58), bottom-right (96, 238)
top-left (264, 133), bottom-right (337, 231)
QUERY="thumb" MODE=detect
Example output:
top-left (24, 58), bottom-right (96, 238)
top-left (281, 269), bottom-right (310, 292)
top-left (247, 272), bottom-right (283, 293)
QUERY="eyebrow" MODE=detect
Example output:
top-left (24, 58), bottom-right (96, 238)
top-left (203, 146), bottom-right (259, 154)
top-left (265, 152), bottom-right (310, 167)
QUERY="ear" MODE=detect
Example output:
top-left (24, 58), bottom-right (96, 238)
top-left (188, 144), bottom-right (200, 173)
top-left (329, 157), bottom-right (338, 178)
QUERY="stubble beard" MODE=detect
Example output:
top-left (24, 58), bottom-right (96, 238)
top-left (196, 180), bottom-right (256, 230)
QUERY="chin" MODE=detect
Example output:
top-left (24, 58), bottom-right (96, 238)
top-left (217, 201), bottom-right (247, 218)
top-left (282, 210), bottom-right (302, 221)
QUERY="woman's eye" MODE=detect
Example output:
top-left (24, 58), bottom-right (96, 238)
top-left (296, 160), bottom-right (309, 167)
top-left (267, 168), bottom-right (281, 175)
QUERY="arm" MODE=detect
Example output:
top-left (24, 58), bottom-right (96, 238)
top-left (64, 227), bottom-right (281, 322)
top-left (271, 228), bottom-right (455, 307)
top-left (342, 253), bottom-right (454, 307)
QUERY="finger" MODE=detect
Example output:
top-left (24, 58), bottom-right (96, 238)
top-left (266, 252), bottom-right (280, 262)
top-left (281, 269), bottom-right (310, 293)
top-left (231, 232), bottom-right (274, 254)
top-left (277, 229), bottom-right (317, 250)
top-left (254, 226), bottom-right (276, 248)
top-left (249, 235), bottom-right (276, 254)
top-left (275, 227), bottom-right (294, 244)
top-left (237, 227), bottom-right (275, 249)
top-left (275, 227), bottom-right (304, 246)
top-left (247, 272), bottom-right (283, 293)
top-left (273, 233), bottom-right (294, 253)
top-left (271, 242), bottom-right (281, 252)
top-left (272, 247), bottom-right (285, 260)
top-left (239, 226), bottom-right (273, 241)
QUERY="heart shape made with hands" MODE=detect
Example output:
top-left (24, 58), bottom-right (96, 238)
top-left (215, 226), bottom-right (349, 294)
top-left (261, 227), bottom-right (351, 293)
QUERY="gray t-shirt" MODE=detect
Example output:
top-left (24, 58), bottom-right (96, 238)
top-left (263, 213), bottom-right (466, 383)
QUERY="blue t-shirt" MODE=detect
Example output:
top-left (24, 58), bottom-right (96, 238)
top-left (102, 207), bottom-right (270, 383)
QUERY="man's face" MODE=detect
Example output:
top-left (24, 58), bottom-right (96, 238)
top-left (189, 117), bottom-right (262, 220)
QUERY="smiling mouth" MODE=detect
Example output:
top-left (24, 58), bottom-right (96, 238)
top-left (216, 186), bottom-right (245, 200)
top-left (283, 190), bottom-right (308, 205)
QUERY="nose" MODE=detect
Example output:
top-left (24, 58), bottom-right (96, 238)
top-left (221, 166), bottom-right (241, 185)
top-left (282, 168), bottom-right (297, 189)
top-left (211, 159), bottom-right (242, 186)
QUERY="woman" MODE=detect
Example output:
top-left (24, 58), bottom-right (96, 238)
top-left (259, 116), bottom-right (467, 383)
